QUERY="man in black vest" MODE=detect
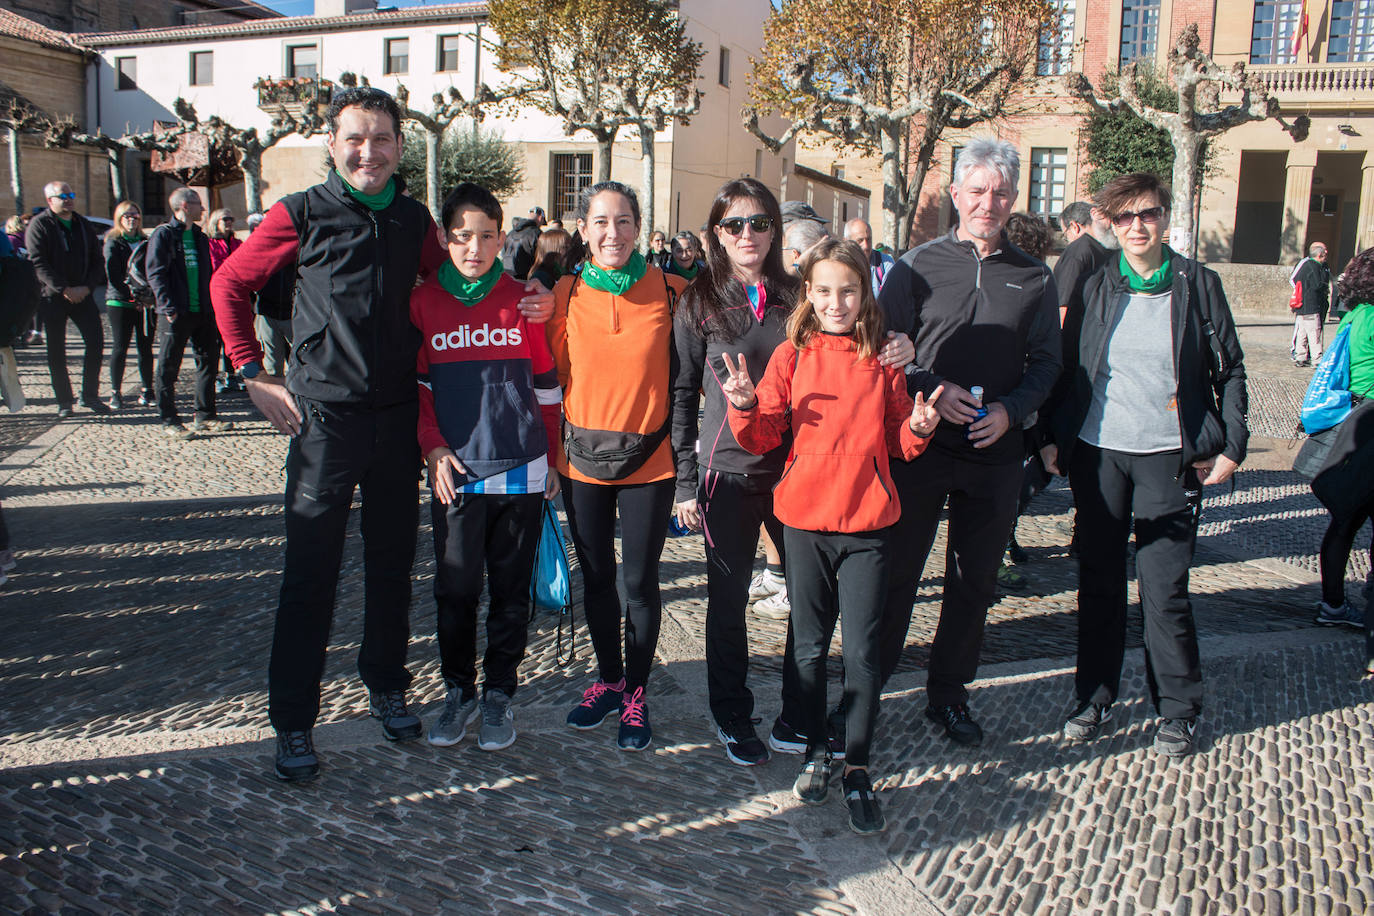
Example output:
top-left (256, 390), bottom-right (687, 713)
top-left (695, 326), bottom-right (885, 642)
top-left (24, 182), bottom-right (106, 417)
top-left (213, 87), bottom-right (552, 781)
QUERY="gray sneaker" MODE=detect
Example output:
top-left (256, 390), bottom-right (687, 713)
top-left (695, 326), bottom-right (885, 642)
top-left (1315, 600), bottom-right (1364, 629)
top-left (192, 417), bottom-right (234, 433)
top-left (427, 687), bottom-right (479, 747)
top-left (1063, 701), bottom-right (1113, 741)
top-left (478, 689), bottom-right (516, 751)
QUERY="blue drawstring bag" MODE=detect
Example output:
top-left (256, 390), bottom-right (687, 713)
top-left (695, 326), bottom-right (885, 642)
top-left (531, 500), bottom-right (576, 664)
top-left (1301, 325), bottom-right (1353, 434)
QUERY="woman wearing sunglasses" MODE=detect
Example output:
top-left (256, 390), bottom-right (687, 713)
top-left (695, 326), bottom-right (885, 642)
top-left (547, 180), bottom-right (687, 753)
top-left (1040, 172), bottom-right (1247, 758)
top-left (671, 178), bottom-right (915, 766)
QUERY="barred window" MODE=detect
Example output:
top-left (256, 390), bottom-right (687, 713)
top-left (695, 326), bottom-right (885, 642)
top-left (552, 153), bottom-right (594, 222)
top-left (1120, 0), bottom-right (1161, 64)
top-left (1037, 0), bottom-right (1077, 76)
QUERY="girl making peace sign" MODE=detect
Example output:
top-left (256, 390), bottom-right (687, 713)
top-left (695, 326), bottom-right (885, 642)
top-left (724, 237), bottom-right (941, 835)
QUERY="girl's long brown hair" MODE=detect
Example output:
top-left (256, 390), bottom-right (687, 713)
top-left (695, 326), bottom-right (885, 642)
top-left (788, 238), bottom-right (885, 360)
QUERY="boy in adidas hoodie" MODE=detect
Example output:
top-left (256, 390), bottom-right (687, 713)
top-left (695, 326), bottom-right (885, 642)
top-left (412, 183), bottom-right (563, 751)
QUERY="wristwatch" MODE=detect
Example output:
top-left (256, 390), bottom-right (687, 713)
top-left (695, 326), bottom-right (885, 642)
top-left (240, 361), bottom-right (263, 380)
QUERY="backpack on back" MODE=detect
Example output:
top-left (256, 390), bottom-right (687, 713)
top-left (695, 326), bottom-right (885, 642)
top-left (125, 240), bottom-right (156, 306)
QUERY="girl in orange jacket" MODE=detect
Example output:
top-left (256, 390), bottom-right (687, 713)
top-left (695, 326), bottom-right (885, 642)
top-left (722, 238), bottom-right (942, 835)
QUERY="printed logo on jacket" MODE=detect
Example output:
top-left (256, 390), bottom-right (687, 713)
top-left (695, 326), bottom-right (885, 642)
top-left (430, 322), bottom-right (524, 352)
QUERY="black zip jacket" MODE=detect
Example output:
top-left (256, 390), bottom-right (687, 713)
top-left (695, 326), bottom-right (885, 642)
top-left (24, 209), bottom-right (104, 299)
top-left (877, 229), bottom-right (1062, 465)
top-left (671, 284), bottom-right (794, 502)
top-left (1053, 233), bottom-right (1111, 314)
top-left (1293, 258), bottom-right (1330, 317)
top-left (1044, 248), bottom-right (1248, 472)
top-left (147, 217), bottom-right (213, 319)
top-left (103, 234), bottom-right (138, 302)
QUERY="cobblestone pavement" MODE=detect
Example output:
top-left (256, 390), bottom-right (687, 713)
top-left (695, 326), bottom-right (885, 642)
top-left (1, 316), bottom-right (1372, 914)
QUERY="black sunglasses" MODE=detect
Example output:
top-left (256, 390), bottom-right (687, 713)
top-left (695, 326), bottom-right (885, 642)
top-left (1111, 206), bottom-right (1165, 228)
top-left (718, 215), bottom-right (773, 235)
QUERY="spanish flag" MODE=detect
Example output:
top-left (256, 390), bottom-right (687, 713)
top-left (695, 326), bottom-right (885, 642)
top-left (1290, 0), bottom-right (1309, 59)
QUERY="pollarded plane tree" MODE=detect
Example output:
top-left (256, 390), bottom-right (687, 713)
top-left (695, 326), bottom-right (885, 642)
top-left (745, 0), bottom-right (1053, 250)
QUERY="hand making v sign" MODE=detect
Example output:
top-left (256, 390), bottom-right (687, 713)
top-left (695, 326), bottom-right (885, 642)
top-left (720, 352), bottom-right (757, 409)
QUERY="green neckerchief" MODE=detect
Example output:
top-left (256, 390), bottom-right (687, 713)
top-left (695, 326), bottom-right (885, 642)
top-left (122, 232), bottom-right (141, 241)
top-left (57, 215), bottom-right (72, 228)
top-left (582, 250), bottom-right (647, 295)
top-left (438, 258), bottom-right (503, 306)
top-left (676, 261), bottom-right (699, 280)
top-left (1119, 249), bottom-right (1173, 295)
top-left (336, 170), bottom-right (396, 211)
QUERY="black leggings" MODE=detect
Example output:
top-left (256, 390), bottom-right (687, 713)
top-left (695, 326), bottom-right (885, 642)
top-left (108, 306), bottom-right (154, 395)
top-left (560, 475), bottom-right (673, 691)
top-left (1320, 500), bottom-right (1374, 608)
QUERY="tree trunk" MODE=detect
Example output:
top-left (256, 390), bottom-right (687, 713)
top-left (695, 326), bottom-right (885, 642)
top-left (879, 125), bottom-right (908, 250)
top-left (596, 130), bottom-right (614, 183)
top-left (1169, 132), bottom-right (1202, 255)
top-left (425, 129), bottom-right (441, 221)
top-left (241, 149), bottom-right (265, 214)
top-left (637, 122), bottom-right (655, 249)
top-left (6, 126), bottom-right (21, 217)
top-left (107, 147), bottom-right (127, 203)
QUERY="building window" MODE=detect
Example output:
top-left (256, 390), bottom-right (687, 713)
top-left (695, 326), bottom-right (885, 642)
top-left (115, 56), bottom-right (137, 91)
top-left (1329, 0), bottom-right (1374, 62)
top-left (140, 160), bottom-right (166, 219)
top-left (1028, 148), bottom-right (1068, 223)
top-left (385, 37), bottom-right (409, 75)
top-left (438, 34), bottom-right (461, 72)
top-left (189, 50), bottom-right (213, 86)
top-left (551, 153), bottom-right (594, 223)
top-left (1119, 0), bottom-right (1161, 64)
top-left (1037, 0), bottom-right (1076, 75)
top-left (1250, 0), bottom-right (1302, 64)
top-left (718, 46), bottom-right (730, 87)
top-left (286, 44), bottom-right (318, 80)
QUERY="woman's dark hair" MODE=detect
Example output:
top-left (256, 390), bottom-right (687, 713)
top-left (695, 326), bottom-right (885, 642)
top-left (1338, 247), bottom-right (1374, 307)
top-left (575, 180), bottom-right (640, 225)
top-left (532, 227), bottom-right (574, 280)
top-left (1005, 212), bottom-right (1051, 260)
top-left (683, 177), bottom-right (797, 341)
top-left (1094, 172), bottom-right (1172, 219)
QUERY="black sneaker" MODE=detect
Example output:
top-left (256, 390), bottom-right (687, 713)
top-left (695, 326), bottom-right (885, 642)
top-left (80, 399), bottom-right (110, 415)
top-left (716, 714), bottom-right (770, 766)
top-left (274, 729), bottom-right (319, 781)
top-left (1153, 717), bottom-right (1197, 757)
top-left (1007, 536), bottom-right (1029, 564)
top-left (792, 745), bottom-right (832, 805)
top-left (567, 678), bottom-right (624, 729)
top-left (369, 689), bottom-right (423, 741)
top-left (926, 703), bottom-right (983, 746)
top-left (842, 768), bottom-right (886, 835)
top-left (769, 717), bottom-right (808, 755)
top-left (1063, 700), bottom-right (1113, 741)
top-left (616, 687), bottom-right (652, 752)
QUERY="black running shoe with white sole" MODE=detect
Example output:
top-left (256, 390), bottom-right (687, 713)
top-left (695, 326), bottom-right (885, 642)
top-left (769, 717), bottom-right (808, 754)
top-left (716, 714), bottom-right (770, 766)
top-left (926, 703), bottom-right (983, 746)
top-left (1153, 717), bottom-right (1197, 757)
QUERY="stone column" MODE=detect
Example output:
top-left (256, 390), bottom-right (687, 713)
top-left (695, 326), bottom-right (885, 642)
top-left (1281, 148), bottom-right (1318, 264)
top-left (1357, 154), bottom-right (1374, 254)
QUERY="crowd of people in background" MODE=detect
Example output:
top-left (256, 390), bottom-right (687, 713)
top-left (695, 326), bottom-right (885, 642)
top-left (3, 84), bottom-right (1370, 838)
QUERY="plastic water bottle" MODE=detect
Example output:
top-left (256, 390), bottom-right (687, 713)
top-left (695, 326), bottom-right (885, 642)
top-left (668, 515), bottom-right (691, 537)
top-left (966, 385), bottom-right (988, 439)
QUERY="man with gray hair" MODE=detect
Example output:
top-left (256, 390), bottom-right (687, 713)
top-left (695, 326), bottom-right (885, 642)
top-left (782, 219), bottom-right (828, 276)
top-left (23, 180), bottom-right (106, 417)
top-left (147, 186), bottom-right (230, 438)
top-left (1053, 201), bottom-right (1114, 325)
top-left (876, 137), bottom-right (1062, 745)
top-left (843, 218), bottom-right (896, 293)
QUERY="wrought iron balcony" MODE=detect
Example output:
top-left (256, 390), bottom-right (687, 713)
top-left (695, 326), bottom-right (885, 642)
top-left (255, 77), bottom-right (333, 114)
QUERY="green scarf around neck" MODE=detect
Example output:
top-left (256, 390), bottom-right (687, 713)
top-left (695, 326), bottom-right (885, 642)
top-left (336, 170), bottom-right (396, 211)
top-left (677, 261), bottom-right (699, 280)
top-left (1119, 249), bottom-right (1173, 295)
top-left (438, 258), bottom-right (503, 306)
top-left (582, 250), bottom-right (647, 295)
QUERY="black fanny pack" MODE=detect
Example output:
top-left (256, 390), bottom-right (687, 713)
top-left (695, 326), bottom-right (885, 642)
top-left (563, 412), bottom-right (671, 481)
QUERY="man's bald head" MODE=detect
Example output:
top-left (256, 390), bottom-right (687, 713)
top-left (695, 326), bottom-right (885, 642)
top-left (843, 219), bottom-right (873, 257)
